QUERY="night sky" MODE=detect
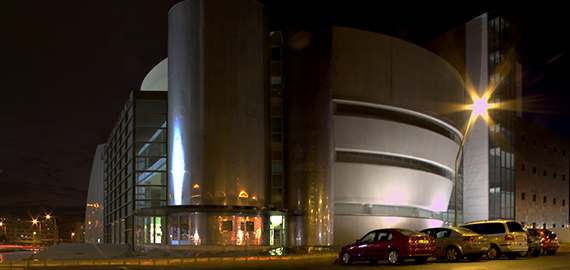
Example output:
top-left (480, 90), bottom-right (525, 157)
top-left (0, 1), bottom-right (567, 221)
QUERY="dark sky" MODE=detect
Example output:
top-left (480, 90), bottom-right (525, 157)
top-left (0, 1), bottom-right (567, 220)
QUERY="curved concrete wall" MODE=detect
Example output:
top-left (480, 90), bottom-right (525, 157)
top-left (167, 0), bottom-right (269, 207)
top-left (335, 116), bottom-right (458, 171)
top-left (330, 27), bottom-right (464, 245)
top-left (331, 26), bottom-right (465, 126)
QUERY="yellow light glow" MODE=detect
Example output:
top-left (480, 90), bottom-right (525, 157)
top-left (193, 184), bottom-right (200, 189)
top-left (32, 219), bottom-right (38, 224)
top-left (238, 190), bottom-right (249, 198)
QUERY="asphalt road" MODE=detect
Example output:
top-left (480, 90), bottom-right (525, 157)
top-left (21, 251), bottom-right (570, 270)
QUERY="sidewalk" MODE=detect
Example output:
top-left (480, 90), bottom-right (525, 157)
top-left (1, 243), bottom-right (568, 269)
top-left (0, 244), bottom-right (338, 268)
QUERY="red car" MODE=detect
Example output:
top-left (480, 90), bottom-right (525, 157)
top-left (339, 228), bottom-right (436, 265)
top-left (537, 229), bottom-right (560, 255)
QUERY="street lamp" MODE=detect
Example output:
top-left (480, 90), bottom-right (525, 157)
top-left (0, 221), bottom-right (6, 236)
top-left (32, 219), bottom-right (42, 247)
top-left (45, 215), bottom-right (58, 245)
top-left (454, 93), bottom-right (494, 227)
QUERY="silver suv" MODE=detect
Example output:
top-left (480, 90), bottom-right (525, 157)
top-left (460, 220), bottom-right (527, 259)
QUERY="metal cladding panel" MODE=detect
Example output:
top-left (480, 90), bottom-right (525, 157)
top-left (283, 24), bottom-right (334, 246)
top-left (168, 0), bottom-right (269, 207)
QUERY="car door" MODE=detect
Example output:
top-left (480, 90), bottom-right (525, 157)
top-left (352, 231), bottom-right (378, 259)
top-left (370, 230), bottom-right (392, 259)
top-left (431, 229), bottom-right (449, 257)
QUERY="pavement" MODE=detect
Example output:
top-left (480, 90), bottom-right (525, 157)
top-left (0, 242), bottom-right (569, 269)
top-left (0, 243), bottom-right (338, 268)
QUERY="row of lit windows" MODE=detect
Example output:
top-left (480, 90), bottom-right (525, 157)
top-left (521, 192), bottom-right (565, 206)
top-left (521, 164), bottom-right (566, 181)
top-left (521, 134), bottom-right (566, 156)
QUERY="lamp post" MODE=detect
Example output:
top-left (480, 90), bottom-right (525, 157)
top-left (32, 219), bottom-right (42, 247)
top-left (46, 215), bottom-right (58, 245)
top-left (454, 94), bottom-right (493, 227)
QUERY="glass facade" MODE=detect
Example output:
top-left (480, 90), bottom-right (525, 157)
top-left (104, 91), bottom-right (167, 245)
top-left (270, 31), bottom-right (285, 210)
top-left (487, 13), bottom-right (517, 220)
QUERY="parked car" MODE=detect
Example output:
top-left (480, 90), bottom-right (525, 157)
top-left (421, 227), bottom-right (489, 261)
top-left (339, 228), bottom-right (436, 265)
top-left (460, 220), bottom-right (528, 259)
top-left (524, 228), bottom-right (543, 257)
top-left (537, 229), bottom-right (560, 255)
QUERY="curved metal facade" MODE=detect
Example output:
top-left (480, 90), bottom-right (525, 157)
top-left (167, 0), bottom-right (269, 207)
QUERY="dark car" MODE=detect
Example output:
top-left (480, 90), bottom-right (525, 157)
top-left (339, 228), bottom-right (436, 265)
top-left (421, 227), bottom-right (489, 261)
top-left (524, 228), bottom-right (543, 257)
top-left (537, 229), bottom-right (560, 255)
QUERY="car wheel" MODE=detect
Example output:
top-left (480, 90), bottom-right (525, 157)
top-left (369, 259), bottom-right (379, 264)
top-left (341, 251), bottom-right (353, 265)
top-left (414, 257), bottom-right (428, 264)
top-left (487, 245), bottom-right (501, 260)
top-left (546, 250), bottom-right (557, 255)
top-left (445, 246), bottom-right (461, 262)
top-left (531, 249), bottom-right (541, 257)
top-left (506, 253), bottom-right (518, 259)
top-left (387, 249), bottom-right (403, 264)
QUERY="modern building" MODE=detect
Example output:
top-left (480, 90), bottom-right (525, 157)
top-left (85, 144), bottom-right (105, 243)
top-left (515, 118), bottom-right (569, 229)
top-left (85, 0), bottom-right (566, 251)
top-left (424, 10), bottom-right (522, 224)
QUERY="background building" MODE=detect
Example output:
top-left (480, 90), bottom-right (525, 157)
top-left (515, 118), bottom-right (569, 229)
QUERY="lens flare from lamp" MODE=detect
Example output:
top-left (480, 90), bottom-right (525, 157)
top-left (468, 94), bottom-right (494, 119)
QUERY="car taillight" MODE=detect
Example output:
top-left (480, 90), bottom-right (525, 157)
top-left (505, 234), bottom-right (515, 241)
top-left (463, 236), bottom-right (476, 242)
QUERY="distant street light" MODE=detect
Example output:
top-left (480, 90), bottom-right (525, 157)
top-left (0, 221), bottom-right (6, 236)
top-left (455, 93), bottom-right (495, 227)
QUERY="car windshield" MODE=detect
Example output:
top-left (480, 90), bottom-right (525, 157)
top-left (396, 229), bottom-right (425, 236)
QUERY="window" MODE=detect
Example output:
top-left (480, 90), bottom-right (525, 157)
top-left (533, 139), bottom-right (537, 146)
top-left (544, 196), bottom-right (547, 203)
top-left (521, 192), bottom-right (525, 200)
top-left (533, 194), bottom-right (536, 202)
top-left (554, 146), bottom-right (557, 153)
top-left (553, 198), bottom-right (556, 205)
top-left (521, 134), bottom-right (526, 142)
top-left (563, 149), bottom-right (566, 156)
top-left (533, 167), bottom-right (537, 174)
top-left (563, 200), bottom-right (566, 206)
top-left (553, 172), bottom-right (557, 179)
top-left (521, 164), bottom-right (525, 171)
top-left (544, 170), bottom-right (547, 177)
top-left (543, 142), bottom-right (547, 149)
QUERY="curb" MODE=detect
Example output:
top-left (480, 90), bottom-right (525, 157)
top-left (0, 252), bottom-right (338, 269)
